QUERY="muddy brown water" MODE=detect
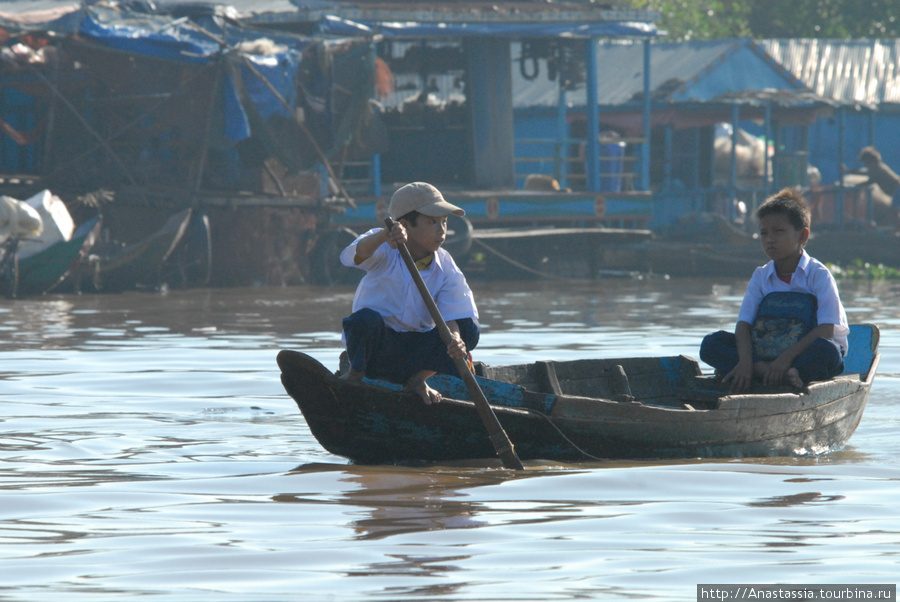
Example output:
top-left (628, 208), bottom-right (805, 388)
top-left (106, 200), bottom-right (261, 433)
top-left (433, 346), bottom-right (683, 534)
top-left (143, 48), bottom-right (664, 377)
top-left (1, 278), bottom-right (898, 600)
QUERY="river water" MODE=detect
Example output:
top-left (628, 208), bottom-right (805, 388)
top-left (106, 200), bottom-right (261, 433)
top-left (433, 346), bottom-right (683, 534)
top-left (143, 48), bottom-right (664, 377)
top-left (1, 278), bottom-right (898, 601)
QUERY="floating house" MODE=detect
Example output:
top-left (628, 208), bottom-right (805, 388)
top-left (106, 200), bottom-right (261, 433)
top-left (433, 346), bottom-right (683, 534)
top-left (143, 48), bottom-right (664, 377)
top-left (255, 1), bottom-right (670, 281)
top-left (4, 0), bottom-right (886, 287)
top-left (0, 0), bottom-right (665, 286)
top-left (0, 0), bottom-right (387, 286)
top-left (253, 1), bottom-right (663, 230)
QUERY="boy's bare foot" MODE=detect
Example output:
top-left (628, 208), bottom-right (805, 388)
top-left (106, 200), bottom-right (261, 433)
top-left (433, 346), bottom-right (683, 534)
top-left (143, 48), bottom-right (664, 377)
top-left (785, 367), bottom-right (804, 389)
top-left (343, 367), bottom-right (364, 382)
top-left (403, 379), bottom-right (442, 405)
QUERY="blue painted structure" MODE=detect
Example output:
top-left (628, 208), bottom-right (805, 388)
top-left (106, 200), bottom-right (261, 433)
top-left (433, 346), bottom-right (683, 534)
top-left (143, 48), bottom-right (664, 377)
top-left (762, 39), bottom-right (899, 188)
top-left (311, 13), bottom-right (659, 197)
top-left (263, 5), bottom-right (664, 233)
top-left (511, 38), bottom-right (839, 227)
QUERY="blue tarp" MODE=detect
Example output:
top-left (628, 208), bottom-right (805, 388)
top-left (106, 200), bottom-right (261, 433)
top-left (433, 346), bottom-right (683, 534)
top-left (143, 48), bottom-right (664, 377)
top-left (74, 6), bottom-right (306, 143)
top-left (316, 15), bottom-right (658, 39)
top-left (78, 11), bottom-right (223, 63)
top-left (224, 52), bottom-right (301, 141)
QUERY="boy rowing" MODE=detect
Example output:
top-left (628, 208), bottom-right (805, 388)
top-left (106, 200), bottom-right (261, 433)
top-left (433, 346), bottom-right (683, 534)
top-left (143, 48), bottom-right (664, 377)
top-left (339, 182), bottom-right (479, 404)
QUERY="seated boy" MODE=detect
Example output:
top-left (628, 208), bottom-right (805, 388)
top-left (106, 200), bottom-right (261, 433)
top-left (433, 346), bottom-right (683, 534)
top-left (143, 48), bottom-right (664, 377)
top-left (339, 182), bottom-right (479, 405)
top-left (700, 188), bottom-right (849, 392)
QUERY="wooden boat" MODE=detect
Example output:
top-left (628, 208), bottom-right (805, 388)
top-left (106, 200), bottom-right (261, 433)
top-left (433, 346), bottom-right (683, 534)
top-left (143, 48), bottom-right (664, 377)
top-left (277, 324), bottom-right (879, 464)
top-left (0, 214), bottom-right (100, 298)
top-left (0, 236), bottom-right (17, 294)
top-left (16, 216), bottom-right (101, 295)
top-left (82, 208), bottom-right (192, 292)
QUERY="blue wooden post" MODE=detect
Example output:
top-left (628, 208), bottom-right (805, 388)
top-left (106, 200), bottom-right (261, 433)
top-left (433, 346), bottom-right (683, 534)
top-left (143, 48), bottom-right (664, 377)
top-left (642, 38), bottom-right (651, 191)
top-left (837, 106), bottom-right (845, 169)
top-left (663, 125), bottom-right (672, 186)
top-left (729, 103), bottom-right (739, 220)
top-left (836, 107), bottom-right (845, 228)
top-left (465, 38), bottom-right (514, 189)
top-left (556, 87), bottom-right (568, 188)
top-left (585, 37), bottom-right (600, 192)
top-left (763, 103), bottom-right (772, 197)
top-left (867, 110), bottom-right (875, 223)
top-left (368, 40), bottom-right (380, 197)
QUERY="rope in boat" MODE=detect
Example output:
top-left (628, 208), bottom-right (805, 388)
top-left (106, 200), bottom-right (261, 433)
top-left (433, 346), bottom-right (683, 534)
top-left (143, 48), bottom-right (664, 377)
top-left (516, 405), bottom-right (606, 462)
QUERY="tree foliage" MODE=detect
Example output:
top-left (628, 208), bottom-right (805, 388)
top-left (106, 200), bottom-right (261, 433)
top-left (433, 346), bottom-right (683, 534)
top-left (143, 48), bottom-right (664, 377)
top-left (632, 0), bottom-right (900, 40)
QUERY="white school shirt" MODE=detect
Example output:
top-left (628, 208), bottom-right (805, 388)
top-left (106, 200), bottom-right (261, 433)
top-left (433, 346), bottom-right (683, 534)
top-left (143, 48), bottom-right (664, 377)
top-left (340, 228), bottom-right (478, 333)
top-left (736, 250), bottom-right (849, 354)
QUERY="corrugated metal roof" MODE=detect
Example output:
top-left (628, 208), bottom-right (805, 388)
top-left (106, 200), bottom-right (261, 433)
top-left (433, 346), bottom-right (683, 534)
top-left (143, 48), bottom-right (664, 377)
top-left (258, 0), bottom-right (658, 24)
top-left (0, 0), bottom-right (289, 17)
top-left (514, 38), bottom-right (806, 109)
top-left (240, 0), bottom-right (659, 37)
top-left (761, 38), bottom-right (900, 106)
top-left (0, 0), bottom-right (79, 16)
top-left (1, 1), bottom-right (659, 37)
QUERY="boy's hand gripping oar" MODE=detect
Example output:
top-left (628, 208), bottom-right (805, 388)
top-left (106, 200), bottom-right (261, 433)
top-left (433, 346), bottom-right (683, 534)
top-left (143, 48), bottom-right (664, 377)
top-left (384, 217), bottom-right (524, 471)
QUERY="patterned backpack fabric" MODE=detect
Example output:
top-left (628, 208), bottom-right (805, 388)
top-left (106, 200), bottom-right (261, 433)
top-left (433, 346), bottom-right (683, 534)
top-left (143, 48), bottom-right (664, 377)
top-left (751, 292), bottom-right (818, 361)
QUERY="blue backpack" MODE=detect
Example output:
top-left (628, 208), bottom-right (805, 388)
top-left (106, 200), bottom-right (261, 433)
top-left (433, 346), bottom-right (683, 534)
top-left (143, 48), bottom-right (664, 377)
top-left (751, 292), bottom-right (818, 361)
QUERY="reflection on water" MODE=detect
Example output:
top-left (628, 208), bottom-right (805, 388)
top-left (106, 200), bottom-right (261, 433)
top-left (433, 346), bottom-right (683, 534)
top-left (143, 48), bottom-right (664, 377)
top-left (0, 279), bottom-right (899, 600)
top-left (280, 464), bottom-right (494, 541)
top-left (746, 491), bottom-right (845, 507)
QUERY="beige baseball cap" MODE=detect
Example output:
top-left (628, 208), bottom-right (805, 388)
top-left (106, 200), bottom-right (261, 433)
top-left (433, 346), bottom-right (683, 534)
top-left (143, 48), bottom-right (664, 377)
top-left (388, 182), bottom-right (465, 218)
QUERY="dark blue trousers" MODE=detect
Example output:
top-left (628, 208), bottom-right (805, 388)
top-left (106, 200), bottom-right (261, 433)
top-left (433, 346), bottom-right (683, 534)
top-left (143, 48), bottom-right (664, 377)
top-left (342, 308), bottom-right (480, 384)
top-left (699, 330), bottom-right (844, 383)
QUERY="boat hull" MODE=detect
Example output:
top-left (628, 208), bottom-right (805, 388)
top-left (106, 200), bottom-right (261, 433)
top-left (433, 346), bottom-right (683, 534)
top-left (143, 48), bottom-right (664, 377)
top-left (278, 325), bottom-right (878, 464)
top-left (17, 216), bottom-right (100, 295)
top-left (278, 350), bottom-right (584, 463)
top-left (83, 208), bottom-right (192, 292)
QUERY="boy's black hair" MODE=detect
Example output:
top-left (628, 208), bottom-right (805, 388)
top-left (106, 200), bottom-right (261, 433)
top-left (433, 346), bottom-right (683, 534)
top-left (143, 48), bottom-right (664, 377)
top-left (397, 210), bottom-right (421, 225)
top-left (756, 188), bottom-right (810, 231)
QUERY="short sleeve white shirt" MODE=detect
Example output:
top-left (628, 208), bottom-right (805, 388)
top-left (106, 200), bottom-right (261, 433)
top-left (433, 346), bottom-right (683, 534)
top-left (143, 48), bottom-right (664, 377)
top-left (736, 250), bottom-right (849, 354)
top-left (340, 228), bottom-right (478, 333)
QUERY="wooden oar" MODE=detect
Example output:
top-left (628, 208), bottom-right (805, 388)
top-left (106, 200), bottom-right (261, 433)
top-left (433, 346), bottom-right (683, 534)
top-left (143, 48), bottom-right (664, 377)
top-left (385, 217), bottom-right (525, 470)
